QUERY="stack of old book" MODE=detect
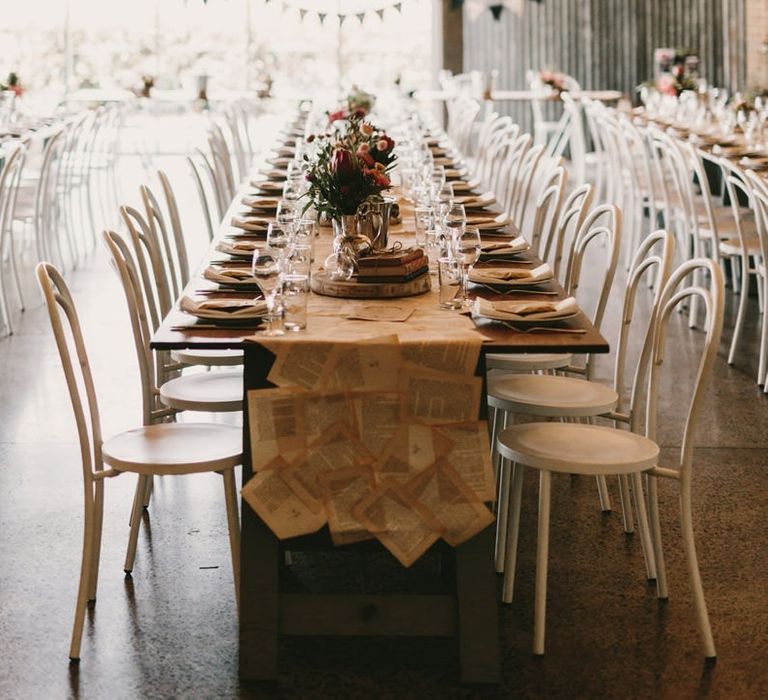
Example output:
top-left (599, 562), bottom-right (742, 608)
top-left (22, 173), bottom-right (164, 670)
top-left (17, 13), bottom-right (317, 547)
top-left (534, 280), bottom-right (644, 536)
top-left (356, 248), bottom-right (429, 284)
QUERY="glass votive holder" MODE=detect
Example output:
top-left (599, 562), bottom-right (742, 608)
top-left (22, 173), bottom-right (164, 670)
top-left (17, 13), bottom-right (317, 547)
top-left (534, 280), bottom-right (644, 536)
top-left (282, 274), bottom-right (309, 331)
top-left (437, 257), bottom-right (462, 310)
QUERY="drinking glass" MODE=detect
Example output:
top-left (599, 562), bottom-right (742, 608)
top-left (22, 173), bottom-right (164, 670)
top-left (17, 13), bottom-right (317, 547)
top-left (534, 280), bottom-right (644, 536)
top-left (251, 247), bottom-right (284, 336)
top-left (293, 218), bottom-right (316, 259)
top-left (282, 274), bottom-right (309, 331)
top-left (276, 202), bottom-right (296, 232)
top-left (414, 206), bottom-right (433, 248)
top-left (267, 222), bottom-right (290, 255)
top-left (431, 165), bottom-right (446, 194)
top-left (437, 257), bottom-right (463, 309)
top-left (453, 226), bottom-right (481, 308)
top-left (444, 202), bottom-right (466, 240)
top-left (286, 243), bottom-right (312, 277)
top-left (424, 229), bottom-right (442, 272)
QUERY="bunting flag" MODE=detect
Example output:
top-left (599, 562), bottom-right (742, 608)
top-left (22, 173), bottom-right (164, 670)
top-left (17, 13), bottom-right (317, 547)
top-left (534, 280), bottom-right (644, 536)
top-left (489, 3), bottom-right (504, 20)
top-left (265, 1), bottom-right (419, 25)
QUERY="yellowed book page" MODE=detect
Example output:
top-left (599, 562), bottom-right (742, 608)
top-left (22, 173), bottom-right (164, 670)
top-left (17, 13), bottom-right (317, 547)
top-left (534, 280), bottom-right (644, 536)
top-left (247, 387), bottom-right (307, 470)
top-left (351, 478), bottom-right (443, 567)
top-left (318, 466), bottom-right (377, 546)
top-left (400, 338), bottom-right (482, 376)
top-left (241, 470), bottom-right (326, 539)
top-left (407, 458), bottom-right (495, 547)
top-left (304, 391), bottom-right (357, 446)
top-left (399, 366), bottom-right (482, 425)
top-left (352, 390), bottom-right (404, 455)
top-left (432, 421), bottom-right (496, 501)
top-left (375, 420), bottom-right (454, 484)
top-left (321, 334), bottom-right (402, 392)
top-left (282, 425), bottom-right (375, 513)
top-left (265, 340), bottom-right (336, 389)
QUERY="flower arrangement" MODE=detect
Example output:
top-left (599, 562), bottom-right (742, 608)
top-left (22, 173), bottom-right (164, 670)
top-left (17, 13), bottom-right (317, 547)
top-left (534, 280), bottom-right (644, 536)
top-left (327, 85), bottom-right (376, 124)
top-left (538, 70), bottom-right (569, 94)
top-left (304, 111), bottom-right (396, 220)
top-left (0, 72), bottom-right (23, 97)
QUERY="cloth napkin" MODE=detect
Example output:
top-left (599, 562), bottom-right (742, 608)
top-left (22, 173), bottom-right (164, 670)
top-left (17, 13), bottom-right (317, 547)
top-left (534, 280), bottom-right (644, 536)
top-left (217, 239), bottom-right (261, 255)
top-left (473, 296), bottom-right (577, 321)
top-left (241, 195), bottom-right (279, 209)
top-left (180, 295), bottom-right (267, 319)
top-left (469, 263), bottom-right (552, 285)
top-left (454, 192), bottom-right (495, 207)
top-left (479, 237), bottom-right (528, 255)
top-left (204, 266), bottom-right (257, 283)
top-left (231, 216), bottom-right (269, 232)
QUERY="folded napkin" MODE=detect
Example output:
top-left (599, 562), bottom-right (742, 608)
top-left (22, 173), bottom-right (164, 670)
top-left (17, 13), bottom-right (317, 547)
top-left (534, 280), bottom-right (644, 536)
top-left (180, 295), bottom-right (267, 319)
top-left (217, 239), bottom-right (261, 256)
top-left (480, 237), bottom-right (528, 255)
top-left (259, 168), bottom-right (287, 179)
top-left (469, 263), bottom-right (552, 285)
top-left (204, 266), bottom-right (258, 284)
top-left (231, 216), bottom-right (269, 232)
top-left (241, 195), bottom-right (279, 209)
top-left (249, 179), bottom-right (284, 191)
top-left (454, 192), bottom-right (496, 207)
top-left (473, 296), bottom-right (578, 321)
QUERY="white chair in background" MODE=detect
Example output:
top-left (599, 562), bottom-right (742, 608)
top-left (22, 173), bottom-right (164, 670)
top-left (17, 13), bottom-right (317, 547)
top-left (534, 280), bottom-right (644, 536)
top-left (746, 171), bottom-right (768, 389)
top-left (526, 69), bottom-right (581, 147)
top-left (36, 261), bottom-right (241, 662)
top-left (0, 142), bottom-right (27, 333)
top-left (496, 257), bottom-right (724, 658)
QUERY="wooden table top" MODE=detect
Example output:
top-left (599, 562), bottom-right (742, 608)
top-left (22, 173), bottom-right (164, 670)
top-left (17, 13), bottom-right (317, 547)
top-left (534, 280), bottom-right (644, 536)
top-left (150, 132), bottom-right (609, 356)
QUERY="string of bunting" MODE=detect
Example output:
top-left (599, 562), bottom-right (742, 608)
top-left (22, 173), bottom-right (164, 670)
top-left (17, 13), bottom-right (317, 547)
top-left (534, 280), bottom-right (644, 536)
top-left (262, 0), bottom-right (415, 26)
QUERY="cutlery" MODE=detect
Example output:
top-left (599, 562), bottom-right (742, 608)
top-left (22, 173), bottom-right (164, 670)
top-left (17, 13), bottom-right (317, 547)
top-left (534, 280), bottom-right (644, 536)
top-left (172, 324), bottom-right (264, 331)
top-left (477, 283), bottom-right (559, 295)
top-left (500, 321), bottom-right (586, 334)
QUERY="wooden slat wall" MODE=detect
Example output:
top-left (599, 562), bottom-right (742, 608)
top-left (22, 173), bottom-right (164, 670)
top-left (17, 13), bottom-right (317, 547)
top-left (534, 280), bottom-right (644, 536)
top-left (462, 0), bottom-right (747, 130)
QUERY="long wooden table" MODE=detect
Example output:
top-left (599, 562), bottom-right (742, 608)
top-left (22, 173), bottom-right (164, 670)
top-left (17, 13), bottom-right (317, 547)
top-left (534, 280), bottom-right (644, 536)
top-left (151, 139), bottom-right (609, 684)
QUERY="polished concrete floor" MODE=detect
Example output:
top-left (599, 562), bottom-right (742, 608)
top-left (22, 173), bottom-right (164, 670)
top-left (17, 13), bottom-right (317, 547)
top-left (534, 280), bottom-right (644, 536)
top-left (1, 157), bottom-right (767, 698)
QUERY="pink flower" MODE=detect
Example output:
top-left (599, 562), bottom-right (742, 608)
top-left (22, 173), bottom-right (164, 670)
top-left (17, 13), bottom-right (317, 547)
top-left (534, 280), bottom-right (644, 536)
top-left (332, 149), bottom-right (356, 181)
top-left (376, 139), bottom-right (389, 151)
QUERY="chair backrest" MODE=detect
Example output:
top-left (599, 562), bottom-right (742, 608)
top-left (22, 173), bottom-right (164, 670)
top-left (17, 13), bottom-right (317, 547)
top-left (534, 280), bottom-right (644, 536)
top-left (508, 143), bottom-right (545, 227)
top-left (186, 154), bottom-right (216, 241)
top-left (33, 127), bottom-right (66, 261)
top-left (194, 146), bottom-right (227, 219)
top-left (544, 182), bottom-right (594, 281)
top-left (529, 165), bottom-right (567, 257)
top-left (157, 171), bottom-right (190, 288)
top-left (564, 203), bottom-right (622, 377)
top-left (35, 262), bottom-right (103, 480)
top-left (141, 183), bottom-right (183, 300)
top-left (102, 230), bottom-right (168, 426)
top-left (634, 258), bottom-right (724, 480)
top-left (496, 132), bottom-right (531, 213)
top-left (0, 142), bottom-right (26, 240)
top-left (747, 172), bottom-right (768, 275)
top-left (208, 122), bottom-right (236, 201)
top-left (613, 229), bottom-right (676, 412)
top-left (719, 158), bottom-right (754, 260)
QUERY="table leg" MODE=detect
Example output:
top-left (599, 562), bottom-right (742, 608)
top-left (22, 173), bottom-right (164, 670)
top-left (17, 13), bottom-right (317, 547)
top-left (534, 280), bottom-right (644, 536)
top-left (455, 522), bottom-right (501, 683)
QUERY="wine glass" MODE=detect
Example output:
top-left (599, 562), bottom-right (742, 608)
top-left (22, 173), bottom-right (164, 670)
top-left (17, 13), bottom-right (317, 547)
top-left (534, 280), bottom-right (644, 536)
top-left (444, 202), bottom-right (466, 241)
top-left (453, 226), bottom-right (481, 307)
top-left (267, 221), bottom-right (290, 255)
top-left (275, 202), bottom-right (296, 233)
top-left (251, 246), bottom-right (284, 336)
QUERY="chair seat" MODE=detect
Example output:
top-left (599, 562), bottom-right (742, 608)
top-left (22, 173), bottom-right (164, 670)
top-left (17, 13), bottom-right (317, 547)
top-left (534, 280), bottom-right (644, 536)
top-left (103, 423), bottom-right (242, 475)
top-left (159, 368), bottom-right (243, 412)
top-left (486, 352), bottom-right (572, 372)
top-left (718, 235), bottom-right (762, 256)
top-left (171, 348), bottom-right (244, 367)
top-left (488, 374), bottom-right (618, 417)
top-left (497, 422), bottom-right (659, 475)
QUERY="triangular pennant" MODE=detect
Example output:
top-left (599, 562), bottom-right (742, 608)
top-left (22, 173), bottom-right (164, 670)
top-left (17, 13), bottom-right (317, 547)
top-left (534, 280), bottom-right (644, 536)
top-left (357, 11), bottom-right (366, 24)
top-left (376, 8), bottom-right (385, 19)
top-left (299, 8), bottom-right (307, 21)
top-left (393, 2), bottom-right (402, 12)
top-left (318, 12), bottom-right (327, 24)
top-left (489, 4), bottom-right (504, 20)
top-left (338, 13), bottom-right (346, 26)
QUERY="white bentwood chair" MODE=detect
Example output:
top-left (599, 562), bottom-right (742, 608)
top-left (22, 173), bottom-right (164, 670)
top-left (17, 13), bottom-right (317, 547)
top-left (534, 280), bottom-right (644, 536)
top-left (495, 257), bottom-right (724, 658)
top-left (36, 262), bottom-right (242, 662)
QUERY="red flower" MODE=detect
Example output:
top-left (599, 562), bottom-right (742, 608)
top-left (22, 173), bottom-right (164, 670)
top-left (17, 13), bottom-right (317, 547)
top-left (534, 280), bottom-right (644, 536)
top-left (353, 108), bottom-right (367, 118)
top-left (328, 108), bottom-right (348, 124)
top-left (332, 149), bottom-right (356, 181)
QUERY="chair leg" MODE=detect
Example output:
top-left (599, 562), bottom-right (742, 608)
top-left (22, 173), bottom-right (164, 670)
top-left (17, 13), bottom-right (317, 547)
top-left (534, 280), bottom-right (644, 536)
top-left (70, 483), bottom-right (96, 661)
top-left (142, 475), bottom-right (153, 509)
top-left (632, 472), bottom-right (657, 580)
top-left (6, 225), bottom-right (25, 311)
top-left (221, 468), bottom-right (241, 607)
top-left (727, 257), bottom-right (750, 365)
top-left (617, 474), bottom-right (634, 533)
top-left (124, 475), bottom-right (148, 574)
top-left (595, 475), bottom-right (611, 512)
top-left (757, 281), bottom-right (768, 386)
top-left (681, 477), bottom-right (717, 658)
top-left (494, 456), bottom-right (512, 573)
top-left (502, 462), bottom-right (524, 604)
top-left (533, 470), bottom-right (552, 656)
top-left (86, 480), bottom-right (105, 601)
top-left (647, 475), bottom-right (668, 598)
